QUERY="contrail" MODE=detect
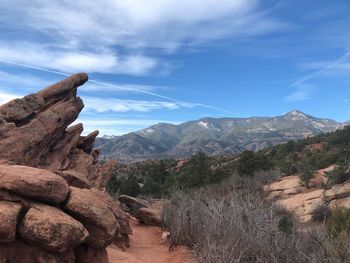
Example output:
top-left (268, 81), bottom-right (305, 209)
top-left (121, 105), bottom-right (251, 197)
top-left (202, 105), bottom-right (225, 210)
top-left (291, 51), bottom-right (350, 87)
top-left (0, 60), bottom-right (235, 115)
top-left (1, 60), bottom-right (71, 78)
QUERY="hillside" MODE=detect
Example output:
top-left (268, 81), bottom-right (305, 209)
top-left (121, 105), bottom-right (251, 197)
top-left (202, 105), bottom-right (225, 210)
top-left (107, 124), bottom-right (350, 197)
top-left (96, 110), bottom-right (344, 162)
top-left (107, 122), bottom-right (350, 263)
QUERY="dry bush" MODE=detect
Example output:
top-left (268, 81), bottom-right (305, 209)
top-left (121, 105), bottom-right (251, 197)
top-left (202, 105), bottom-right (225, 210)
top-left (311, 204), bottom-right (332, 223)
top-left (323, 233), bottom-right (350, 262)
top-left (163, 176), bottom-right (349, 263)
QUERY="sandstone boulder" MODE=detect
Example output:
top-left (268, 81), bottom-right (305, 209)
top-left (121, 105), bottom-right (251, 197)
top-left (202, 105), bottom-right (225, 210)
top-left (0, 93), bottom-right (45, 122)
top-left (19, 203), bottom-right (89, 252)
top-left (56, 170), bottom-right (92, 189)
top-left (329, 196), bottom-right (350, 209)
top-left (64, 187), bottom-right (119, 248)
top-left (0, 117), bottom-right (15, 139)
top-left (37, 73), bottom-right (88, 102)
top-left (90, 188), bottom-right (131, 235)
top-left (78, 130), bottom-right (99, 154)
top-left (0, 201), bottom-right (23, 242)
top-left (0, 189), bottom-right (33, 209)
top-left (325, 181), bottom-right (350, 202)
top-left (75, 245), bottom-right (109, 263)
top-left (0, 240), bottom-right (75, 263)
top-left (136, 208), bottom-right (162, 226)
top-left (275, 189), bottom-right (324, 223)
top-left (0, 73), bottom-right (129, 262)
top-left (0, 164), bottom-right (69, 204)
top-left (119, 195), bottom-right (150, 216)
top-left (264, 175), bottom-right (303, 198)
top-left (265, 176), bottom-right (301, 192)
top-left (41, 124), bottom-right (84, 171)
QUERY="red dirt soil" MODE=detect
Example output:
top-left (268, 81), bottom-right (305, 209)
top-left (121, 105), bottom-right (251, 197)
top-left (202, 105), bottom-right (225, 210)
top-left (107, 218), bottom-right (196, 263)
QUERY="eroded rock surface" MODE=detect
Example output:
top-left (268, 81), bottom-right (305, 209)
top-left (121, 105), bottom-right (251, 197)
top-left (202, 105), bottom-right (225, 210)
top-left (0, 201), bottom-right (23, 242)
top-left (119, 195), bottom-right (150, 216)
top-left (136, 208), bottom-right (162, 227)
top-left (65, 187), bottom-right (119, 248)
top-left (0, 240), bottom-right (75, 263)
top-left (0, 73), bottom-right (111, 187)
top-left (0, 73), bottom-right (129, 262)
top-left (0, 164), bottom-right (69, 204)
top-left (19, 204), bottom-right (89, 252)
top-left (56, 170), bottom-right (92, 189)
top-left (265, 166), bottom-right (350, 222)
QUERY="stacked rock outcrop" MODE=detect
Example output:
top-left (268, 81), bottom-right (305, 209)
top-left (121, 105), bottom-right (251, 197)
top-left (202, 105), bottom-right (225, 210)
top-left (119, 195), bottom-right (162, 227)
top-left (0, 74), bottom-right (130, 262)
top-left (265, 166), bottom-right (350, 222)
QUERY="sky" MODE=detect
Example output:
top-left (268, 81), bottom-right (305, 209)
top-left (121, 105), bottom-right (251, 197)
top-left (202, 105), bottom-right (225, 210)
top-left (0, 0), bottom-right (350, 135)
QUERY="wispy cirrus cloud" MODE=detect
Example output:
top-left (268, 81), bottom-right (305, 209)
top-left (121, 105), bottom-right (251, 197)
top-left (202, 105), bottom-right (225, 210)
top-left (82, 96), bottom-right (197, 113)
top-left (285, 52), bottom-right (350, 102)
top-left (0, 70), bottom-right (51, 89)
top-left (298, 60), bottom-right (350, 75)
top-left (291, 52), bottom-right (350, 87)
top-left (0, 66), bottom-right (236, 115)
top-left (0, 91), bottom-right (18, 105)
top-left (0, 0), bottom-right (282, 49)
top-left (284, 84), bottom-right (313, 102)
top-left (75, 118), bottom-right (182, 136)
top-left (82, 83), bottom-right (162, 93)
top-left (0, 0), bottom-right (287, 75)
top-left (0, 42), bottom-right (159, 75)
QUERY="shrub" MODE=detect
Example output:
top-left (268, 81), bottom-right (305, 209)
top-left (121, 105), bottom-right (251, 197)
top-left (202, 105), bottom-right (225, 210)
top-left (163, 179), bottom-right (327, 263)
top-left (298, 158), bottom-right (316, 188)
top-left (277, 215), bottom-right (294, 234)
top-left (325, 163), bottom-right (350, 187)
top-left (312, 204), bottom-right (332, 222)
top-left (323, 232), bottom-right (350, 262)
top-left (326, 206), bottom-right (350, 238)
top-left (107, 174), bottom-right (140, 196)
top-left (236, 151), bottom-right (272, 177)
top-left (279, 158), bottom-right (298, 176)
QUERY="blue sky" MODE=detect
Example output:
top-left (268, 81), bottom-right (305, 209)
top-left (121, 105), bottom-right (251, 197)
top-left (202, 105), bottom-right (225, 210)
top-left (0, 0), bottom-right (350, 135)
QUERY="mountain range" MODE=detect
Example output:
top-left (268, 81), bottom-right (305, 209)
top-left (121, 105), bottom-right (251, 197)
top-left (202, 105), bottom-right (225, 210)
top-left (95, 110), bottom-right (346, 162)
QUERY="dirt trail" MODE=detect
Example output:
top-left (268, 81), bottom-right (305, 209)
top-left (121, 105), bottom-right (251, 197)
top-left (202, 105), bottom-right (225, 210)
top-left (107, 218), bottom-right (196, 263)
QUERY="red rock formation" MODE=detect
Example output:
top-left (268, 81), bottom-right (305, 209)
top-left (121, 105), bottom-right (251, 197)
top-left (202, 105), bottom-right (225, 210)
top-left (0, 73), bottom-right (110, 188)
top-left (136, 208), bottom-right (162, 227)
top-left (0, 74), bottom-right (130, 263)
top-left (119, 194), bottom-right (150, 216)
top-left (264, 166), bottom-right (350, 223)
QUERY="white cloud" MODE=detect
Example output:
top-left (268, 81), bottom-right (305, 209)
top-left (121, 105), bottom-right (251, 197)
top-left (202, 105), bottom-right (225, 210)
top-left (74, 118), bottom-right (182, 135)
top-left (285, 88), bottom-right (310, 102)
top-left (0, 42), bottom-right (158, 75)
top-left (0, 70), bottom-right (51, 89)
top-left (292, 52), bottom-right (350, 87)
top-left (76, 119), bottom-right (180, 126)
top-left (1, 0), bottom-right (275, 48)
top-left (285, 84), bottom-right (312, 102)
top-left (0, 91), bottom-right (18, 105)
top-left (299, 60), bottom-right (350, 75)
top-left (82, 83), bottom-right (160, 93)
top-left (0, 0), bottom-right (286, 74)
top-left (285, 52), bottom-right (350, 102)
top-left (82, 96), bottom-right (196, 113)
top-left (0, 68), bottom-right (234, 115)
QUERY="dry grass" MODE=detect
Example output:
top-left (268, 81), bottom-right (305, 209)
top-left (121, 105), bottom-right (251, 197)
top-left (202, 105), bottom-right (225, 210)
top-left (163, 175), bottom-right (350, 263)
